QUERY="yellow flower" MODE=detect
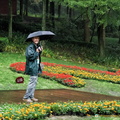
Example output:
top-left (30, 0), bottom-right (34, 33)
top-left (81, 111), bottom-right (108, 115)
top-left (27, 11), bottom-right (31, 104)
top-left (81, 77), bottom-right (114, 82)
top-left (111, 107), bottom-right (114, 110)
top-left (87, 114), bottom-right (91, 116)
top-left (80, 109), bottom-right (82, 111)
top-left (50, 111), bottom-right (53, 113)
top-left (0, 114), bottom-right (2, 117)
top-left (11, 115), bottom-right (14, 118)
top-left (9, 118), bottom-right (12, 120)
top-left (5, 116), bottom-right (9, 119)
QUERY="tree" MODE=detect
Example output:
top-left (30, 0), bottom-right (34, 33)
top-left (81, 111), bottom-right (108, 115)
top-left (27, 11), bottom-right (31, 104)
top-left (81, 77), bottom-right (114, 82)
top-left (118, 25), bottom-right (120, 44)
top-left (84, 8), bottom-right (91, 43)
top-left (58, 3), bottom-right (61, 18)
top-left (25, 0), bottom-right (28, 16)
top-left (42, 0), bottom-right (46, 31)
top-left (62, 0), bottom-right (120, 57)
top-left (20, 0), bottom-right (24, 19)
top-left (50, 1), bottom-right (55, 28)
top-left (8, 0), bottom-right (12, 41)
top-left (46, 0), bottom-right (49, 18)
top-left (93, 0), bottom-right (120, 57)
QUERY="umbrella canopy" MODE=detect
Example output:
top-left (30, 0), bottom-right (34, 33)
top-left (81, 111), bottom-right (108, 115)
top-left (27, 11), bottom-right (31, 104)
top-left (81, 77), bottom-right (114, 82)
top-left (26, 31), bottom-right (55, 42)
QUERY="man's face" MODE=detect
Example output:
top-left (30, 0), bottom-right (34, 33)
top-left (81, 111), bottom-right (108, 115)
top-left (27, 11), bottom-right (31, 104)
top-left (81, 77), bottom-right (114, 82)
top-left (32, 37), bottom-right (40, 44)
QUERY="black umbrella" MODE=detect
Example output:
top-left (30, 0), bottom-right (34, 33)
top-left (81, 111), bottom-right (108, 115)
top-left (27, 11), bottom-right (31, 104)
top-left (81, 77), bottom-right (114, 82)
top-left (26, 31), bottom-right (55, 42)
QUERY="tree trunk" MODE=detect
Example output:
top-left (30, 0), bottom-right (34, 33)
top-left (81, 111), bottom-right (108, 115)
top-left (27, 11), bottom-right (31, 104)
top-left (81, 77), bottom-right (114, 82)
top-left (66, 6), bottom-right (69, 15)
top-left (42, 0), bottom-right (46, 31)
top-left (97, 24), bottom-right (105, 57)
top-left (84, 11), bottom-right (90, 43)
top-left (50, 1), bottom-right (55, 28)
top-left (69, 8), bottom-right (72, 19)
top-left (20, 0), bottom-right (23, 15)
top-left (20, 0), bottom-right (24, 20)
top-left (90, 13), bottom-right (96, 42)
top-left (84, 19), bottom-right (90, 42)
top-left (46, 0), bottom-right (49, 18)
top-left (8, 0), bottom-right (12, 41)
top-left (118, 26), bottom-right (120, 44)
top-left (25, 0), bottom-right (28, 16)
top-left (58, 4), bottom-right (61, 18)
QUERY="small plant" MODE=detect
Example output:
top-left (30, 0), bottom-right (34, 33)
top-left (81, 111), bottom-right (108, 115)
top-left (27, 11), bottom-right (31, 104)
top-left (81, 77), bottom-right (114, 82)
top-left (0, 101), bottom-right (120, 120)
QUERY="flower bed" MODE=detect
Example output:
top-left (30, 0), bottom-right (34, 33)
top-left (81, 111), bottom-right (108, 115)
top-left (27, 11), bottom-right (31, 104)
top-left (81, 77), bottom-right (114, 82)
top-left (10, 62), bottom-right (85, 88)
top-left (43, 62), bottom-right (120, 76)
top-left (44, 65), bottom-right (120, 84)
top-left (10, 62), bottom-right (25, 73)
top-left (10, 62), bottom-right (120, 88)
top-left (0, 101), bottom-right (120, 120)
top-left (41, 71), bottom-right (85, 87)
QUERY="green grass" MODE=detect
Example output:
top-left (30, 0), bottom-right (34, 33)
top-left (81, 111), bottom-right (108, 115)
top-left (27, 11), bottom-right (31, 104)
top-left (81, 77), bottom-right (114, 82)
top-left (92, 36), bottom-right (119, 45)
top-left (74, 80), bottom-right (120, 97)
top-left (0, 37), bottom-right (8, 41)
top-left (0, 52), bottom-right (120, 97)
top-left (0, 52), bottom-right (68, 90)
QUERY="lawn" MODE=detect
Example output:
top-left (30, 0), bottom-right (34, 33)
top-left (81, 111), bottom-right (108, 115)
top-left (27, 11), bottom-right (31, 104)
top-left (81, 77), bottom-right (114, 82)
top-left (0, 52), bottom-right (120, 120)
top-left (0, 52), bottom-right (120, 97)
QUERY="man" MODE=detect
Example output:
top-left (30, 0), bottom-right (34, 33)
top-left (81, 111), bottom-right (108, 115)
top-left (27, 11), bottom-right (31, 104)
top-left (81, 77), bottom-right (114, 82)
top-left (23, 35), bottom-right (42, 103)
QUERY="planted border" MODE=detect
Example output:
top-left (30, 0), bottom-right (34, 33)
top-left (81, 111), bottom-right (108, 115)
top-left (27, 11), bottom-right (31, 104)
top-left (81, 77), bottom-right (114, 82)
top-left (0, 101), bottom-right (120, 120)
top-left (10, 62), bottom-right (120, 88)
top-left (42, 62), bottom-right (120, 84)
top-left (10, 62), bottom-right (85, 88)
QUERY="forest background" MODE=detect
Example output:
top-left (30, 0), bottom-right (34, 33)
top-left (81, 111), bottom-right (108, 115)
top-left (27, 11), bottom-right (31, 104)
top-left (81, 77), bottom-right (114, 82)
top-left (0, 0), bottom-right (120, 69)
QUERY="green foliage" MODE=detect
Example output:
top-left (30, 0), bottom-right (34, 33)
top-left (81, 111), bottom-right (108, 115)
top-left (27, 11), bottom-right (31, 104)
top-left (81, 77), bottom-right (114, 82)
top-left (0, 37), bottom-right (8, 52)
top-left (43, 48), bottom-right (55, 58)
top-left (1, 32), bottom-right (120, 68)
top-left (59, 0), bottom-right (120, 27)
top-left (13, 22), bottom-right (42, 34)
top-left (53, 18), bottom-right (84, 42)
top-left (0, 101), bottom-right (120, 120)
top-left (43, 39), bottom-right (120, 68)
top-left (0, 32), bottom-right (28, 53)
top-left (0, 16), bottom-right (42, 34)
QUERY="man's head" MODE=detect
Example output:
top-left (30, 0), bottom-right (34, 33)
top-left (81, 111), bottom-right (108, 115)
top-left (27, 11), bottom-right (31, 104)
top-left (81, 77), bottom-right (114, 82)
top-left (32, 36), bottom-right (40, 44)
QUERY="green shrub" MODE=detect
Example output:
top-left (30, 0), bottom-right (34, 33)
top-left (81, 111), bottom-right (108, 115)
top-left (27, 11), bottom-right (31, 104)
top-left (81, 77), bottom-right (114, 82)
top-left (0, 32), bottom-right (28, 53)
top-left (0, 101), bottom-right (120, 120)
top-left (43, 41), bottom-right (120, 68)
top-left (4, 43), bottom-right (27, 53)
top-left (0, 37), bottom-right (8, 52)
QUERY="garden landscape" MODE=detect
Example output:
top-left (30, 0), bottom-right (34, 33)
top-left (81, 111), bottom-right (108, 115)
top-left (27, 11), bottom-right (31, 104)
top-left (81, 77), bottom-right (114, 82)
top-left (0, 0), bottom-right (120, 120)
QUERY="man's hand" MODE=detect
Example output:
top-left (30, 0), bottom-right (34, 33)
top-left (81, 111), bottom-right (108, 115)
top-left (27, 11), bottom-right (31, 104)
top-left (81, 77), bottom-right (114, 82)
top-left (36, 48), bottom-right (40, 52)
top-left (36, 46), bottom-right (43, 52)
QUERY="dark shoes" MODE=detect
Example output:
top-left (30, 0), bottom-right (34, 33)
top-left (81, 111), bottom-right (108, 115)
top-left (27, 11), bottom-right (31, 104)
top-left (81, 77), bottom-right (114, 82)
top-left (23, 98), bottom-right (38, 103)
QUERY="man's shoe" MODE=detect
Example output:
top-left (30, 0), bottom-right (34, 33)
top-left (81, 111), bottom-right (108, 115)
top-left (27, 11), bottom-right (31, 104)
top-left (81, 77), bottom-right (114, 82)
top-left (31, 98), bottom-right (38, 102)
top-left (23, 99), bottom-right (33, 103)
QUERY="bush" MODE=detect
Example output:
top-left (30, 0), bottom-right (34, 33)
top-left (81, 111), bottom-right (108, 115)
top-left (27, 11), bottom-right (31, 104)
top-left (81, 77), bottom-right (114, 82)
top-left (0, 101), bottom-right (120, 120)
top-left (52, 18), bottom-right (84, 42)
top-left (4, 43), bottom-right (27, 53)
top-left (0, 37), bottom-right (8, 52)
top-left (43, 40), bottom-right (120, 68)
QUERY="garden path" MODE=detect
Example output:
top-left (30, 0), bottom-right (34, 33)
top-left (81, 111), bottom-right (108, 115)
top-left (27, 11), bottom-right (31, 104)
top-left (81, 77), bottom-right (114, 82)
top-left (0, 89), bottom-right (120, 104)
